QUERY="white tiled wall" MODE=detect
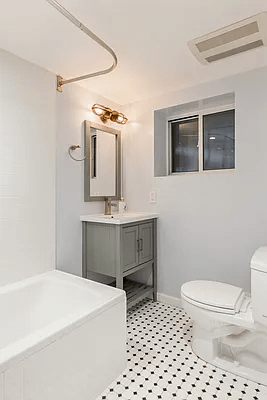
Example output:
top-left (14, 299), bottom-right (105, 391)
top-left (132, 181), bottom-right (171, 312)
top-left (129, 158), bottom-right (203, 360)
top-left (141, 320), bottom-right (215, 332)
top-left (0, 49), bottom-right (56, 286)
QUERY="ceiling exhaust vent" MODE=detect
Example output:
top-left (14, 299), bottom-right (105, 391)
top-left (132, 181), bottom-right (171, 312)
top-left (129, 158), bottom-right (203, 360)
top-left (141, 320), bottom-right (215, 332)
top-left (188, 12), bottom-right (267, 65)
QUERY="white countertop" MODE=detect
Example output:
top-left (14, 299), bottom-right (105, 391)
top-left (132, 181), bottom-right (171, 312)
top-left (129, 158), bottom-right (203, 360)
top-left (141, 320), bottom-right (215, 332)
top-left (80, 212), bottom-right (158, 225)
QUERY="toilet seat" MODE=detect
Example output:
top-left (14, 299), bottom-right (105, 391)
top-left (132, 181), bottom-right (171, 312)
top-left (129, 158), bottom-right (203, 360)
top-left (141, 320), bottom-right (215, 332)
top-left (181, 280), bottom-right (245, 315)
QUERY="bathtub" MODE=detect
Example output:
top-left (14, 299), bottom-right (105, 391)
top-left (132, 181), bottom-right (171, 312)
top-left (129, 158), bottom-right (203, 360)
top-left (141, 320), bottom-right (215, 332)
top-left (0, 270), bottom-right (126, 400)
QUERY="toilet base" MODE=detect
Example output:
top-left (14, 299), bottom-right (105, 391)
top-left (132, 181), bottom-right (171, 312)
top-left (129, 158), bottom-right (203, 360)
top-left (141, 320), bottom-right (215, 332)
top-left (193, 346), bottom-right (267, 386)
top-left (192, 327), bottom-right (267, 386)
top-left (182, 297), bottom-right (267, 386)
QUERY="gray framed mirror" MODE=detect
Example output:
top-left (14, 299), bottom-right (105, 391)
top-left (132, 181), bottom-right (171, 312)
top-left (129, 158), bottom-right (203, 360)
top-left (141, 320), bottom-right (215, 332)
top-left (84, 121), bottom-right (121, 202)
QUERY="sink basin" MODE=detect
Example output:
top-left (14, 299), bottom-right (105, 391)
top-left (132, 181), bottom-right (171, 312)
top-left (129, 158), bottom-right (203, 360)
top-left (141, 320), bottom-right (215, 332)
top-left (80, 212), bottom-right (158, 225)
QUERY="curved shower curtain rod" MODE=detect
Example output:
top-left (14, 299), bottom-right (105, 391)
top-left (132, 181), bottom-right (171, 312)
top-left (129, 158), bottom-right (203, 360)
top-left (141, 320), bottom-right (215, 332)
top-left (46, 0), bottom-right (118, 92)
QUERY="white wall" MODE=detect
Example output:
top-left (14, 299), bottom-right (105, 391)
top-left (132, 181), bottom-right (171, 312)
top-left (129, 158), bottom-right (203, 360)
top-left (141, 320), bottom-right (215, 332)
top-left (56, 84), bottom-right (122, 277)
top-left (0, 49), bottom-right (56, 286)
top-left (123, 66), bottom-right (267, 297)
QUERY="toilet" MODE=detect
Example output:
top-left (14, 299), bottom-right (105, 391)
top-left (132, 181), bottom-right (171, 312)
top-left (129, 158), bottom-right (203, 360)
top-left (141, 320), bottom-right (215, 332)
top-left (181, 246), bottom-right (267, 386)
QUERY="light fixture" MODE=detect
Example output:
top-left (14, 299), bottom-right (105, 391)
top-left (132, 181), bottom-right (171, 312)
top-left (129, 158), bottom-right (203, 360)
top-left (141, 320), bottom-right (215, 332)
top-left (92, 104), bottom-right (128, 125)
top-left (210, 136), bottom-right (216, 140)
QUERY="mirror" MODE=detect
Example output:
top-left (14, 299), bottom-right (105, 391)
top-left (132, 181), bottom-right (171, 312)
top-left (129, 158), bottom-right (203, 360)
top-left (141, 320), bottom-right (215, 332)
top-left (84, 121), bottom-right (121, 202)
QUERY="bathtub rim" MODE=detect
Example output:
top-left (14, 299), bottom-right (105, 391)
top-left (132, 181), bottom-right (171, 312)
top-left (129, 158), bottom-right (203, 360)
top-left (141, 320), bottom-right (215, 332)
top-left (0, 270), bottom-right (125, 373)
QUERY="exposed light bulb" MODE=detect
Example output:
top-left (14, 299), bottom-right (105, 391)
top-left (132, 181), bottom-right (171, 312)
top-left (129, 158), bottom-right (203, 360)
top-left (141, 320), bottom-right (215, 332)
top-left (210, 136), bottom-right (216, 140)
top-left (94, 107), bottom-right (103, 115)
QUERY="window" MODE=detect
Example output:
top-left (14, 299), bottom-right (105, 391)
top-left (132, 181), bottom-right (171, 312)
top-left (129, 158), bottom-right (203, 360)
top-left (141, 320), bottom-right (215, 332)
top-left (203, 110), bottom-right (235, 170)
top-left (171, 117), bottom-right (199, 173)
top-left (170, 109), bottom-right (235, 173)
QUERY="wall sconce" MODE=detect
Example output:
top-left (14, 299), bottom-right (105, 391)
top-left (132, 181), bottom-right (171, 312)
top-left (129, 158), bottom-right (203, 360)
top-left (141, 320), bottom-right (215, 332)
top-left (92, 104), bottom-right (128, 125)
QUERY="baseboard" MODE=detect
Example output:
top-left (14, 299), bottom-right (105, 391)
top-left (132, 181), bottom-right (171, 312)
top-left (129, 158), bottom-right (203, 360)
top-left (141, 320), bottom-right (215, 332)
top-left (157, 292), bottom-right (183, 309)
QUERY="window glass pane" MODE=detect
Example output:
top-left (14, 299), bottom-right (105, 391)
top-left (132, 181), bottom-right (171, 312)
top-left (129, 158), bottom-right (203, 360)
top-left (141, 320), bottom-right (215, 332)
top-left (171, 118), bottom-right (199, 173)
top-left (203, 110), bottom-right (235, 170)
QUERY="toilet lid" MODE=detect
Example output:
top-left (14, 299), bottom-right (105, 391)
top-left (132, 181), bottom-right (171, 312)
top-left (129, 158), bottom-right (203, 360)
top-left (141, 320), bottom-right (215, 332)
top-left (181, 280), bottom-right (244, 314)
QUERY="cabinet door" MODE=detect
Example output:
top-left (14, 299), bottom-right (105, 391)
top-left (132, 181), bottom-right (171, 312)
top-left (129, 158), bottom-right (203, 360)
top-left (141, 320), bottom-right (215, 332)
top-left (139, 222), bottom-right (153, 264)
top-left (122, 225), bottom-right (139, 272)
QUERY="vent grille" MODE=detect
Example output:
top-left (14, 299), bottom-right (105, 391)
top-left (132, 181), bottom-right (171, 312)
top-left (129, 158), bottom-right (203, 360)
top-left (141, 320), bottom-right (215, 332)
top-left (188, 12), bottom-right (267, 65)
top-left (196, 22), bottom-right (259, 52)
top-left (206, 40), bottom-right (264, 63)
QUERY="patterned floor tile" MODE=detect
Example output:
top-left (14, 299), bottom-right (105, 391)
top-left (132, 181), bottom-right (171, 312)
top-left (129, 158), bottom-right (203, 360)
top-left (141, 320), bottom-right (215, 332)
top-left (96, 299), bottom-right (266, 400)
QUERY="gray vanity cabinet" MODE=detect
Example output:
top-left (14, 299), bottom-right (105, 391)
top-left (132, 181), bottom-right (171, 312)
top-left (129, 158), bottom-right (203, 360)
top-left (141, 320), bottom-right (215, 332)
top-left (122, 222), bottom-right (153, 272)
top-left (122, 225), bottom-right (139, 272)
top-left (82, 218), bottom-right (157, 308)
top-left (139, 222), bottom-right (153, 264)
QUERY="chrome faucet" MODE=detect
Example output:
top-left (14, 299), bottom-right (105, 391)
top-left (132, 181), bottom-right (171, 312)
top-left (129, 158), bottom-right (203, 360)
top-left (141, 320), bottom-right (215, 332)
top-left (104, 197), bottom-right (117, 215)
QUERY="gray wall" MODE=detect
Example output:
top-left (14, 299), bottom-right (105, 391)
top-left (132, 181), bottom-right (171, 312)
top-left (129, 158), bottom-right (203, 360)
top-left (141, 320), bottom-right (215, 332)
top-left (122, 66), bottom-right (267, 297)
top-left (56, 84), bottom-right (122, 277)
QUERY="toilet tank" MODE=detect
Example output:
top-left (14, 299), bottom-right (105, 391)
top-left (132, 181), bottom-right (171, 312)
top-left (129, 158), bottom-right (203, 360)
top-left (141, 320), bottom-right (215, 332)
top-left (251, 246), bottom-right (267, 327)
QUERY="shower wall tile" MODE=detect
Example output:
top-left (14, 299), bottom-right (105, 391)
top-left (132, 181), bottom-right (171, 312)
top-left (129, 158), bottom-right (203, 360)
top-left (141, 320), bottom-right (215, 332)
top-left (0, 48), bottom-right (56, 287)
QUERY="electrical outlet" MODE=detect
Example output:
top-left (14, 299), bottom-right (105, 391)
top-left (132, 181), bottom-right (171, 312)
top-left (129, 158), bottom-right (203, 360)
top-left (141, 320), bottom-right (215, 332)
top-left (150, 191), bottom-right (157, 203)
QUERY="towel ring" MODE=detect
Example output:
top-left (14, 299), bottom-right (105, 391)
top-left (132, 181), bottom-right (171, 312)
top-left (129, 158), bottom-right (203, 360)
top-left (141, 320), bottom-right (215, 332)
top-left (68, 145), bottom-right (86, 162)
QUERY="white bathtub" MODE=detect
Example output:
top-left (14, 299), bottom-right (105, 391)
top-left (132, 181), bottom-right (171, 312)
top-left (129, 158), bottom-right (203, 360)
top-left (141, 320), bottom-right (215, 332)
top-left (0, 270), bottom-right (126, 400)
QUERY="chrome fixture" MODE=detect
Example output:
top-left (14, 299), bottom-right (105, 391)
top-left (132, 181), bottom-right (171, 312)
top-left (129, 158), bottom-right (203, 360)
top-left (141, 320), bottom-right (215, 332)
top-left (92, 104), bottom-right (128, 125)
top-left (46, 0), bottom-right (118, 92)
top-left (68, 145), bottom-right (87, 162)
top-left (104, 197), bottom-right (117, 215)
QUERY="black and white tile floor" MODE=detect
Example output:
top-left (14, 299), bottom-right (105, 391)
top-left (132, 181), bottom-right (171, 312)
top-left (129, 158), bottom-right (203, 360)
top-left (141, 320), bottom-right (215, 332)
top-left (97, 299), bottom-right (267, 400)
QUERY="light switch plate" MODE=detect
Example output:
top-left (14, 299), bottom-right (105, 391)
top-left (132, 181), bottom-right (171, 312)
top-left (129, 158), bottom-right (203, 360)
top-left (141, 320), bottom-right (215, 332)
top-left (150, 191), bottom-right (157, 203)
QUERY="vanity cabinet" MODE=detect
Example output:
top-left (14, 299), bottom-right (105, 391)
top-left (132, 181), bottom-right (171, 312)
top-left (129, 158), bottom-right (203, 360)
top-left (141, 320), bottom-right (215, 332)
top-left (81, 215), bottom-right (157, 308)
top-left (122, 222), bottom-right (153, 272)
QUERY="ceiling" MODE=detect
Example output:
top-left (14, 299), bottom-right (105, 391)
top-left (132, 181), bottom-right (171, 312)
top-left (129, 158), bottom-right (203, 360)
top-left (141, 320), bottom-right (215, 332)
top-left (0, 0), bottom-right (267, 104)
